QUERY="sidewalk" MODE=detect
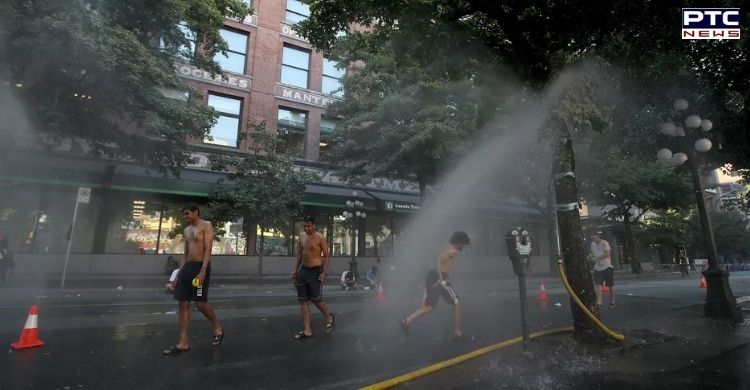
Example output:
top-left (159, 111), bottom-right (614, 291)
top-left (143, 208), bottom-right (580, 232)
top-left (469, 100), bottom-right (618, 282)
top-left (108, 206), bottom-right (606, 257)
top-left (403, 297), bottom-right (750, 389)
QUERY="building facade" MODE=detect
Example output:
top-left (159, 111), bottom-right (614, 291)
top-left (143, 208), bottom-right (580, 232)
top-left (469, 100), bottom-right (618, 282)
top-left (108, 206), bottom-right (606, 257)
top-left (0, 1), bottom-right (551, 275)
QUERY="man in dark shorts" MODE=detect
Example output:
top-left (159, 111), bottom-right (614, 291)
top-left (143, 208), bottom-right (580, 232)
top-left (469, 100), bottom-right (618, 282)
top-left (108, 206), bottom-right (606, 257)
top-left (290, 216), bottom-right (334, 339)
top-left (400, 231), bottom-right (470, 340)
top-left (163, 205), bottom-right (223, 355)
top-left (590, 232), bottom-right (615, 307)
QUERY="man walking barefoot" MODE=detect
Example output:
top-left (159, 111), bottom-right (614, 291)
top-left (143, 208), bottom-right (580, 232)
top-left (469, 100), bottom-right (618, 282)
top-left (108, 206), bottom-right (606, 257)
top-left (400, 231), bottom-right (470, 340)
top-left (163, 205), bottom-right (223, 355)
top-left (291, 216), bottom-right (334, 339)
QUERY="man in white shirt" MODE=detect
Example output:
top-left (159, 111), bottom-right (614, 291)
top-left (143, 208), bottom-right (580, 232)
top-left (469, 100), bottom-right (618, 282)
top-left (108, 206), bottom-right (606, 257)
top-left (590, 232), bottom-right (615, 307)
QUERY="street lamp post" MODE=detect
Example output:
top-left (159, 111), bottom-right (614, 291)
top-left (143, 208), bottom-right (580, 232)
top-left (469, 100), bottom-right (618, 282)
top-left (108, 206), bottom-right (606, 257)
top-left (656, 98), bottom-right (743, 322)
top-left (342, 192), bottom-right (366, 279)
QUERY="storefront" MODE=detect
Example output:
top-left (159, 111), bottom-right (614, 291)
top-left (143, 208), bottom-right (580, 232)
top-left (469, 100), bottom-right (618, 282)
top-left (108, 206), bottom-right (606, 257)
top-left (0, 151), bottom-right (420, 260)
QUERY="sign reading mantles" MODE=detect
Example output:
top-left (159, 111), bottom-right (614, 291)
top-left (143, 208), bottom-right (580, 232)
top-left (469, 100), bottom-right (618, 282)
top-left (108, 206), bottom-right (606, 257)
top-left (174, 63), bottom-right (251, 91)
top-left (275, 84), bottom-right (341, 108)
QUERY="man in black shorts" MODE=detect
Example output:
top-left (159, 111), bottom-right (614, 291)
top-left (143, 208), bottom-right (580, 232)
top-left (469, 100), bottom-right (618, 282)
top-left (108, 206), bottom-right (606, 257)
top-left (163, 205), bottom-right (223, 355)
top-left (290, 216), bottom-right (334, 339)
top-left (590, 232), bottom-right (615, 307)
top-left (400, 231), bottom-right (470, 340)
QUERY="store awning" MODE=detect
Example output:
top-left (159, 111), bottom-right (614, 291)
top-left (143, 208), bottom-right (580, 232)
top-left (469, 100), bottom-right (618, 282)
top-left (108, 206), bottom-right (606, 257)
top-left (302, 184), bottom-right (377, 209)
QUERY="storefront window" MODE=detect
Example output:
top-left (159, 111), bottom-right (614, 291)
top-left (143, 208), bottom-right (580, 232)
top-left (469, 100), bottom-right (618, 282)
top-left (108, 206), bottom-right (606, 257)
top-left (0, 185), bottom-right (90, 253)
top-left (331, 215), bottom-right (354, 256)
top-left (257, 225), bottom-right (291, 256)
top-left (365, 215), bottom-right (392, 257)
top-left (103, 194), bottom-right (163, 254)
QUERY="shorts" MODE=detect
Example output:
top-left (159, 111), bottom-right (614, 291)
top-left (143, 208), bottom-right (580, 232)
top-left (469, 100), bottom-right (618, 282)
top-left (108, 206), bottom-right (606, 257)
top-left (174, 262), bottom-right (211, 302)
top-left (593, 267), bottom-right (614, 287)
top-left (424, 269), bottom-right (459, 307)
top-left (296, 266), bottom-right (323, 302)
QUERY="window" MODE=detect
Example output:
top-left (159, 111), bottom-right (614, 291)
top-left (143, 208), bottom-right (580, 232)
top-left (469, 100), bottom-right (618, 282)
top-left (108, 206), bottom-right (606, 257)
top-left (206, 94), bottom-right (242, 147)
top-left (161, 22), bottom-right (196, 61)
top-left (277, 108), bottom-right (307, 157)
top-left (214, 28), bottom-right (248, 74)
top-left (322, 58), bottom-right (345, 96)
top-left (285, 0), bottom-right (310, 24)
top-left (281, 45), bottom-right (310, 89)
top-left (319, 117), bottom-right (338, 162)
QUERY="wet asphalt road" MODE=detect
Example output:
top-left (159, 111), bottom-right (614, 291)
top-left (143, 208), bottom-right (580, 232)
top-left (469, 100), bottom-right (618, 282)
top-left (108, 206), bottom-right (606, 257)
top-left (1, 272), bottom-right (749, 390)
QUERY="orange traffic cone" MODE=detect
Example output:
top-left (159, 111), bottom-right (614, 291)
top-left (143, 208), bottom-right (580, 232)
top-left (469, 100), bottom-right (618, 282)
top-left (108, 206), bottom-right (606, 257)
top-left (376, 281), bottom-right (385, 302)
top-left (602, 281), bottom-right (610, 293)
top-left (11, 305), bottom-right (45, 350)
top-left (538, 280), bottom-right (549, 301)
top-left (700, 274), bottom-right (707, 289)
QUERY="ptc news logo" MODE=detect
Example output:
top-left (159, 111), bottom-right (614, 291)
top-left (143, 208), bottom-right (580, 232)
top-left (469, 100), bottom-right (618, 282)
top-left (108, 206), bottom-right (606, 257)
top-left (682, 8), bottom-right (741, 40)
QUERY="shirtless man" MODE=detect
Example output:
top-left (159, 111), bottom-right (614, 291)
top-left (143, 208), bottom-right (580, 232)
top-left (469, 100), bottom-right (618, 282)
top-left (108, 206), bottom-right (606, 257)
top-left (400, 231), bottom-right (470, 340)
top-left (163, 205), bottom-right (223, 355)
top-left (290, 216), bottom-right (334, 339)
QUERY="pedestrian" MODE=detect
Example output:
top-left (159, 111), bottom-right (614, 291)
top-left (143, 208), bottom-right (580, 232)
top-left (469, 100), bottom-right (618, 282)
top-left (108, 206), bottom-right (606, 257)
top-left (590, 232), bottom-right (615, 307)
top-left (163, 205), bottom-right (223, 355)
top-left (399, 231), bottom-right (470, 341)
top-left (0, 230), bottom-right (11, 285)
top-left (164, 255), bottom-right (180, 291)
top-left (677, 246), bottom-right (690, 277)
top-left (290, 216), bottom-right (334, 339)
top-left (365, 258), bottom-right (381, 289)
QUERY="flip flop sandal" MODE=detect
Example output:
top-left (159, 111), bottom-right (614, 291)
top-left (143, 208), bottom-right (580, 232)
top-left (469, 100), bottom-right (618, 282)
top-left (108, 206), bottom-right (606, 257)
top-left (163, 345), bottom-right (190, 355)
top-left (294, 331), bottom-right (313, 340)
top-left (325, 313), bottom-right (335, 334)
top-left (212, 332), bottom-right (224, 347)
top-left (399, 318), bottom-right (410, 336)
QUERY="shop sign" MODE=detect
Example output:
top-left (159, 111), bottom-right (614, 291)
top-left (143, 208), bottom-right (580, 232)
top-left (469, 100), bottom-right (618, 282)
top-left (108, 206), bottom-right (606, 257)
top-left (174, 62), bottom-right (251, 91)
top-left (280, 23), bottom-right (307, 42)
top-left (276, 85), bottom-right (340, 108)
top-left (393, 202), bottom-right (420, 211)
top-left (231, 14), bottom-right (257, 26)
top-left (299, 167), bottom-right (420, 193)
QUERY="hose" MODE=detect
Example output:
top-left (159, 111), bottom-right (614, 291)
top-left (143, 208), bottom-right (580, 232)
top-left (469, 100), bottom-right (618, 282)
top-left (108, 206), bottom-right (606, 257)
top-left (556, 260), bottom-right (625, 341)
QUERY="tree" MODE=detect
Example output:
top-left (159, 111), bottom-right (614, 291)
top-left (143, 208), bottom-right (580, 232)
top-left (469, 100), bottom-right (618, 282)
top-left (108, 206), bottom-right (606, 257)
top-left (318, 21), bottom-right (495, 195)
top-left (208, 122), bottom-right (314, 277)
top-left (579, 155), bottom-right (693, 273)
top-left (0, 0), bottom-right (251, 174)
top-left (299, 0), bottom-right (748, 336)
top-left (638, 208), bottom-right (750, 263)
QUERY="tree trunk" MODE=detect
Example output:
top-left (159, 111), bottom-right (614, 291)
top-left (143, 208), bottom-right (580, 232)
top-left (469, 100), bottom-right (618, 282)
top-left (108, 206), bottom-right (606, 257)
top-left (623, 217), bottom-right (640, 274)
top-left (258, 226), bottom-right (264, 279)
top-left (546, 188), bottom-right (560, 275)
top-left (91, 165), bottom-right (116, 253)
top-left (552, 121), bottom-right (602, 341)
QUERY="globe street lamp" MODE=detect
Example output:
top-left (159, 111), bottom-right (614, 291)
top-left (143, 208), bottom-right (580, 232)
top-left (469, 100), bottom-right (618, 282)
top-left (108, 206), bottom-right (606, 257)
top-left (656, 98), bottom-right (743, 322)
top-left (342, 191), bottom-right (366, 278)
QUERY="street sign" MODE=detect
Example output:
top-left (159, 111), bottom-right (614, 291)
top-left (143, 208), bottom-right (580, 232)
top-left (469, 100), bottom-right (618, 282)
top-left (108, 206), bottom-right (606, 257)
top-left (77, 187), bottom-right (91, 204)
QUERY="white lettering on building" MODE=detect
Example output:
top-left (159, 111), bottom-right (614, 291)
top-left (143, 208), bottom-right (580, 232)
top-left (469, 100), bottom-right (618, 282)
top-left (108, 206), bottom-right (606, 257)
top-left (276, 85), bottom-right (340, 109)
top-left (281, 24), bottom-right (307, 42)
top-left (174, 63), bottom-right (251, 91)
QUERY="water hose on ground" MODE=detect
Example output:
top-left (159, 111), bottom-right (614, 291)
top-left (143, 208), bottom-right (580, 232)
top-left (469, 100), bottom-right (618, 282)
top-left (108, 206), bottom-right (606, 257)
top-left (556, 260), bottom-right (625, 341)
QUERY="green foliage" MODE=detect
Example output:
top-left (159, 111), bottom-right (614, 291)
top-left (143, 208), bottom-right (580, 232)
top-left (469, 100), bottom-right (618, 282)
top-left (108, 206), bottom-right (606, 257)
top-left (579, 155), bottom-right (693, 221)
top-left (638, 208), bottom-right (750, 258)
top-left (0, 0), bottom-right (251, 174)
top-left (323, 28), bottom-right (494, 193)
top-left (207, 122), bottom-right (314, 238)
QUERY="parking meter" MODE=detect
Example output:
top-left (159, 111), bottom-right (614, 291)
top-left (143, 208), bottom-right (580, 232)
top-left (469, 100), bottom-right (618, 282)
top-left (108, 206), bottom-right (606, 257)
top-left (506, 227), bottom-right (532, 276)
top-left (505, 226), bottom-right (532, 350)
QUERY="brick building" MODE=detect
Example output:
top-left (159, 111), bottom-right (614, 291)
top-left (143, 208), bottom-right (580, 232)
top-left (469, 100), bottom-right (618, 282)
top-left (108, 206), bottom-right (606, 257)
top-left (0, 1), bottom-right (548, 276)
